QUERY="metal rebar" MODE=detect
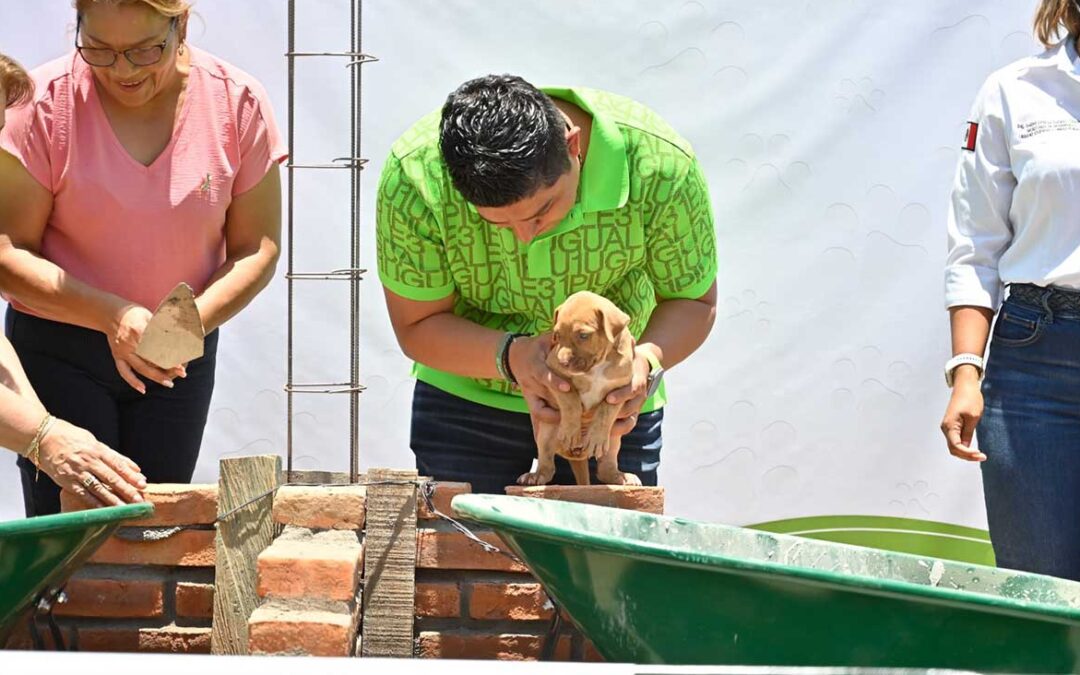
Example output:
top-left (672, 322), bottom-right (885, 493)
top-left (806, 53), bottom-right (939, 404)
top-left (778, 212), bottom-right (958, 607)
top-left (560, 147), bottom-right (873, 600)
top-left (285, 0), bottom-right (296, 477)
top-left (348, 0), bottom-right (363, 484)
top-left (284, 0), bottom-right (370, 485)
top-left (285, 383), bottom-right (367, 394)
top-left (286, 268), bottom-right (366, 281)
top-left (285, 51), bottom-right (379, 62)
top-left (287, 157), bottom-right (369, 169)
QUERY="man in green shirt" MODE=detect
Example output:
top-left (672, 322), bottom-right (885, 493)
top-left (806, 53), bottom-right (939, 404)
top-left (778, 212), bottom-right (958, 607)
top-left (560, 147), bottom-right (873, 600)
top-left (376, 74), bottom-right (717, 493)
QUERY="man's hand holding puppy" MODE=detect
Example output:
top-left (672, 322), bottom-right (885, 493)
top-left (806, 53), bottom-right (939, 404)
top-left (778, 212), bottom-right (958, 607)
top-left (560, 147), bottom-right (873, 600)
top-left (606, 343), bottom-right (661, 438)
top-left (510, 333), bottom-right (660, 444)
top-left (507, 333), bottom-right (569, 429)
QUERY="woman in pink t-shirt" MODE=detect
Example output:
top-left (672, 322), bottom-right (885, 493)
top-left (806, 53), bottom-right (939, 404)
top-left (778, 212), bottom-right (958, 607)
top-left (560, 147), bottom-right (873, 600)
top-left (0, 0), bottom-right (286, 515)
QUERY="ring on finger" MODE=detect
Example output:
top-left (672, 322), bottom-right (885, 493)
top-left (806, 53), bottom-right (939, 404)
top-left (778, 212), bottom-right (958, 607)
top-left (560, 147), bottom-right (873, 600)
top-left (83, 475), bottom-right (101, 489)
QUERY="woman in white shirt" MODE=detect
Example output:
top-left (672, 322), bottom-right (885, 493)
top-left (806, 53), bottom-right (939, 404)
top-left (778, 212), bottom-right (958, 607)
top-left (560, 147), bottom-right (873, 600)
top-left (942, 0), bottom-right (1080, 580)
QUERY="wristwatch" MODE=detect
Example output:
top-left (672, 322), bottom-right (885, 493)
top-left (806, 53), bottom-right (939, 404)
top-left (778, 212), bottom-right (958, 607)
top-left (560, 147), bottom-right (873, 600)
top-left (644, 351), bottom-right (664, 399)
top-left (944, 353), bottom-right (984, 388)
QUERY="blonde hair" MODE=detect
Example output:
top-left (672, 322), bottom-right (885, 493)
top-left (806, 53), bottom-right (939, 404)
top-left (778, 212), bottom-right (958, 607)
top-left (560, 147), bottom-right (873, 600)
top-left (74, 0), bottom-right (191, 18)
top-left (1035, 0), bottom-right (1080, 48)
top-left (0, 53), bottom-right (34, 108)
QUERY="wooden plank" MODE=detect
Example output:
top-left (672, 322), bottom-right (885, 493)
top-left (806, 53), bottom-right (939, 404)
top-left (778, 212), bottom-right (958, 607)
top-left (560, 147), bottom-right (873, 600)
top-left (286, 469), bottom-right (355, 485)
top-left (361, 468), bottom-right (419, 658)
top-left (211, 455), bottom-right (282, 655)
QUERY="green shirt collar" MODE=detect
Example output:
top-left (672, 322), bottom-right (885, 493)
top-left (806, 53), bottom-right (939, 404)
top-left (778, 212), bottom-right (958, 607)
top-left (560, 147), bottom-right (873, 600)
top-left (542, 86), bottom-right (630, 213)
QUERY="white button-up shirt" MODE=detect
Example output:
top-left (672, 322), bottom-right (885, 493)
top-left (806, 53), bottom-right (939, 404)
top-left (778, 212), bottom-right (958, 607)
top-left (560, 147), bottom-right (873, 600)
top-left (946, 38), bottom-right (1080, 309)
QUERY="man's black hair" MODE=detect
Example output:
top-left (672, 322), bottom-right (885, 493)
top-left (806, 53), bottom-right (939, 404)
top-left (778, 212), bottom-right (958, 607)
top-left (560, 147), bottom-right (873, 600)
top-left (440, 74), bottom-right (571, 207)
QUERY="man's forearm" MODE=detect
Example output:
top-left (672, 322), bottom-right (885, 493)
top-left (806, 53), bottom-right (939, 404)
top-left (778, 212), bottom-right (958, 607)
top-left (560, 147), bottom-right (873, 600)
top-left (397, 312), bottom-right (508, 380)
top-left (637, 296), bottom-right (717, 369)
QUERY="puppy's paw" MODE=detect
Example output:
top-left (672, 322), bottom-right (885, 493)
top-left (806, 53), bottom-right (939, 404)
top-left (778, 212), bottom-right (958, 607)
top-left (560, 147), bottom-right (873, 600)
top-left (597, 469), bottom-right (642, 486)
top-left (555, 425), bottom-right (580, 451)
top-left (582, 429), bottom-right (611, 460)
top-left (517, 471), bottom-right (552, 486)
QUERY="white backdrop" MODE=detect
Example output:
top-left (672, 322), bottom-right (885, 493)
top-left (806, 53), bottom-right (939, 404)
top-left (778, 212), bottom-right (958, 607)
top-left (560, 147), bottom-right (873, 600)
top-left (0, 1), bottom-right (1040, 529)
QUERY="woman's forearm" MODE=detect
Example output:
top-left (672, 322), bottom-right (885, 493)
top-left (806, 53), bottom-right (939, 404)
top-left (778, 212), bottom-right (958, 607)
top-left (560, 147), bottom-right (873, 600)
top-left (0, 336), bottom-right (43, 409)
top-left (949, 305), bottom-right (994, 385)
top-left (195, 242), bottom-right (279, 334)
top-left (0, 244), bottom-right (129, 334)
top-left (0, 337), bottom-right (48, 453)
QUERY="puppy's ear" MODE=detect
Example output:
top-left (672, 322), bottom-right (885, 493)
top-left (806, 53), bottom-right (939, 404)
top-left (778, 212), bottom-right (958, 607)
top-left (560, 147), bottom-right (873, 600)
top-left (597, 306), bottom-right (629, 344)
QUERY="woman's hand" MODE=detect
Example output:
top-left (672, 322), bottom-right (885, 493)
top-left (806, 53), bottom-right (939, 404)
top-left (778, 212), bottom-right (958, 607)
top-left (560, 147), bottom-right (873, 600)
top-left (940, 366), bottom-right (986, 462)
top-left (108, 305), bottom-right (186, 394)
top-left (604, 345), bottom-right (652, 438)
top-left (507, 333), bottom-right (570, 426)
top-left (36, 419), bottom-right (147, 506)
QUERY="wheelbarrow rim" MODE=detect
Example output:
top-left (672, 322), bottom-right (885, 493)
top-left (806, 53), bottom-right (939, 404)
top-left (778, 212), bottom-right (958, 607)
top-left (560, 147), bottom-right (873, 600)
top-left (0, 502), bottom-right (154, 537)
top-left (452, 494), bottom-right (1080, 627)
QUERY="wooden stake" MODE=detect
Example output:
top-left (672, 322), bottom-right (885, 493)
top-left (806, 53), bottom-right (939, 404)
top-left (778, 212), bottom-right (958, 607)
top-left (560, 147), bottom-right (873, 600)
top-left (211, 454), bottom-right (281, 655)
top-left (361, 468), bottom-right (419, 657)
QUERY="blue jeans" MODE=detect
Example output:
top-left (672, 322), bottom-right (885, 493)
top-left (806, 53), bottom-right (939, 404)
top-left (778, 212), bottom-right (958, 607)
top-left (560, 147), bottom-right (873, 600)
top-left (979, 287), bottom-right (1080, 580)
top-left (410, 380), bottom-right (663, 494)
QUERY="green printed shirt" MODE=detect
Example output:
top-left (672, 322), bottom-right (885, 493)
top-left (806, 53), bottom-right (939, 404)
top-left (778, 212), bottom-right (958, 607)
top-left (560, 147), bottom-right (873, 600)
top-left (376, 87), bottom-right (717, 413)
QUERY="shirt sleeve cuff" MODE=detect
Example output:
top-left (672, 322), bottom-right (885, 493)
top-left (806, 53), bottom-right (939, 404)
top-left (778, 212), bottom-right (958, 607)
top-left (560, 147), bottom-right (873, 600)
top-left (656, 270), bottom-right (717, 301)
top-left (944, 264), bottom-right (1000, 310)
top-left (378, 273), bottom-right (455, 302)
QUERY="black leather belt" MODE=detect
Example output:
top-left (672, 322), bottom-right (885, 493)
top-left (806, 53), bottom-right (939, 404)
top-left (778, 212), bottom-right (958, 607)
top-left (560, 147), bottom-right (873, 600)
top-left (1008, 283), bottom-right (1080, 314)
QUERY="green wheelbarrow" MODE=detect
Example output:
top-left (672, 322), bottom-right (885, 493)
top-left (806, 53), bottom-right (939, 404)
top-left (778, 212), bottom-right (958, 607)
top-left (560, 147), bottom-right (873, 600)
top-left (452, 494), bottom-right (1080, 672)
top-left (0, 502), bottom-right (154, 648)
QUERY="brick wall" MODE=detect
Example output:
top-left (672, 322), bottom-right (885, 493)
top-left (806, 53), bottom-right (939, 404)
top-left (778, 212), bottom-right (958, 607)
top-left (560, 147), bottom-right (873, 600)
top-left (414, 482), bottom-right (663, 662)
top-left (4, 475), bottom-right (662, 662)
top-left (4, 485), bottom-right (218, 653)
top-left (248, 485), bottom-right (366, 656)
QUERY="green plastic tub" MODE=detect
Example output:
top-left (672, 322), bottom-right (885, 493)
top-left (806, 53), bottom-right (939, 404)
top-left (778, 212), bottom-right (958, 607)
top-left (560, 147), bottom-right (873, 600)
top-left (452, 494), bottom-right (1080, 671)
top-left (0, 502), bottom-right (154, 645)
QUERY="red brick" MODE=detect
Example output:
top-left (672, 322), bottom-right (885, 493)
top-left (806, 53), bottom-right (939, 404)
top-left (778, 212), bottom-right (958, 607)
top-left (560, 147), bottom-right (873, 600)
top-left (418, 482), bottom-right (471, 519)
top-left (416, 631), bottom-right (571, 661)
top-left (257, 535), bottom-right (363, 602)
top-left (248, 603), bottom-right (358, 657)
top-left (583, 639), bottom-right (606, 662)
top-left (504, 485), bottom-right (664, 514)
top-left (469, 582), bottom-right (553, 621)
top-left (54, 578), bottom-right (164, 618)
top-left (415, 581), bottom-right (461, 618)
top-left (90, 529), bottom-right (215, 567)
top-left (273, 485), bottom-right (366, 530)
top-left (60, 484), bottom-right (218, 526)
top-left (176, 582), bottom-right (214, 619)
top-left (78, 625), bottom-right (211, 654)
top-left (416, 530), bottom-right (527, 572)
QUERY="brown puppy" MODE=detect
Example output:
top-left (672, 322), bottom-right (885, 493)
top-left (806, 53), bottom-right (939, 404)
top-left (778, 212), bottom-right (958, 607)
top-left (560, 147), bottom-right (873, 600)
top-left (518, 291), bottom-right (643, 487)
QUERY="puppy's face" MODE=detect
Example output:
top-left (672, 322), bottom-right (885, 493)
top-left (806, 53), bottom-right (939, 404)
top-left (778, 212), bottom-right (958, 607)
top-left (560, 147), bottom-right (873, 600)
top-left (551, 294), bottom-right (628, 375)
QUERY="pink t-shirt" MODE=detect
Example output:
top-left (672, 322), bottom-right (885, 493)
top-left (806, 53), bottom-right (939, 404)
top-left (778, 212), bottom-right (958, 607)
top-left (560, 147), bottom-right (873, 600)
top-left (0, 47), bottom-right (287, 315)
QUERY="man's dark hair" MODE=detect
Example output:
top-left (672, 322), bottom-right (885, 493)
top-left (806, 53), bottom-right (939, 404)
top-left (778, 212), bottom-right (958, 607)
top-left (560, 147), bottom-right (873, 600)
top-left (440, 74), bottom-right (571, 207)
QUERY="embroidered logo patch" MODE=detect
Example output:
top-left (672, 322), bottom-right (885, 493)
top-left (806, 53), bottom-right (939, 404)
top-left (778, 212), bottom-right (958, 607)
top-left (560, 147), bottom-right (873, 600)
top-left (963, 122), bottom-right (978, 152)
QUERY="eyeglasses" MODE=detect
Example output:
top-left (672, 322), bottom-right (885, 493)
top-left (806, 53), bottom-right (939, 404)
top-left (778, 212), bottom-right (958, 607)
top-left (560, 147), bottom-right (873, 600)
top-left (75, 16), bottom-right (177, 68)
